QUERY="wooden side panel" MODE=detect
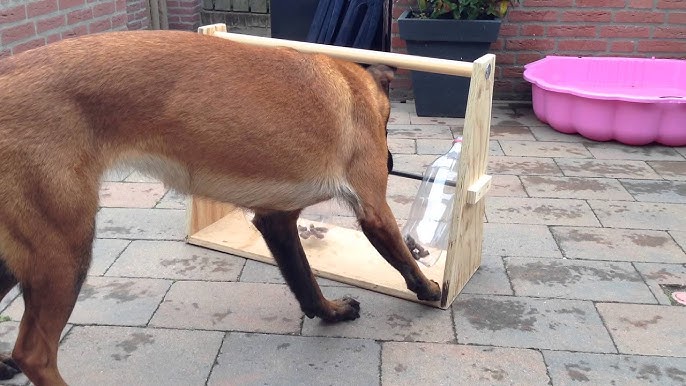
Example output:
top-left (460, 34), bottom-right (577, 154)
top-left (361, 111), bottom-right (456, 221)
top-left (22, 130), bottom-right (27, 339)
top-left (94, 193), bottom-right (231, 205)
top-left (441, 54), bottom-right (496, 308)
top-left (186, 196), bottom-right (236, 236)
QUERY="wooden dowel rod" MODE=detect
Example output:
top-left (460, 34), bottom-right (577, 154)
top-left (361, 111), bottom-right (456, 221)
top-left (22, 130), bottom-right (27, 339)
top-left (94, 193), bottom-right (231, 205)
top-left (211, 31), bottom-right (474, 78)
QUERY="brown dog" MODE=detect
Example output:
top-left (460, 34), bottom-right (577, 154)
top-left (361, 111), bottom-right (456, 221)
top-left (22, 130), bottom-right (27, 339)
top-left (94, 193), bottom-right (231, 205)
top-left (0, 29), bottom-right (441, 385)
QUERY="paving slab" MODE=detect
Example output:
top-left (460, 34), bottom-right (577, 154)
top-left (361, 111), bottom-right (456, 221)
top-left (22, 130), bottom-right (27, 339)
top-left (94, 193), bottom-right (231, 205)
top-left (487, 156), bottom-right (563, 176)
top-left (556, 158), bottom-right (662, 179)
top-left (124, 171), bottom-right (160, 183)
top-left (101, 167), bottom-right (131, 182)
top-left (386, 174), bottom-right (421, 220)
top-left (409, 115), bottom-right (464, 126)
top-left (98, 182), bottom-right (166, 208)
top-left (529, 125), bottom-right (590, 142)
top-left (596, 303), bottom-right (686, 356)
top-left (154, 189), bottom-right (187, 209)
top-left (208, 332), bottom-right (380, 386)
top-left (585, 143), bottom-right (685, 161)
top-left (106, 240), bottom-right (244, 281)
top-left (634, 263), bottom-right (686, 305)
top-left (620, 179), bottom-right (686, 204)
top-left (491, 106), bottom-right (545, 127)
top-left (648, 161), bottom-right (686, 181)
top-left (415, 138), bottom-right (502, 156)
top-left (589, 201), bottom-right (686, 231)
top-left (483, 223), bottom-right (562, 258)
top-left (150, 281), bottom-right (302, 334)
top-left (302, 287), bottom-right (454, 343)
top-left (505, 257), bottom-right (655, 303)
top-left (387, 138), bottom-right (415, 154)
top-left (390, 154), bottom-right (440, 175)
top-left (382, 342), bottom-right (549, 385)
top-left (90, 238), bottom-right (130, 275)
top-left (0, 287), bottom-right (20, 314)
top-left (488, 174), bottom-right (528, 197)
top-left (551, 226), bottom-right (686, 263)
top-left (487, 197), bottom-right (600, 226)
top-left (388, 109), bottom-right (411, 124)
top-left (521, 175), bottom-right (634, 200)
top-left (96, 208), bottom-right (186, 240)
top-left (387, 124), bottom-right (453, 139)
top-left (489, 125), bottom-right (536, 141)
top-left (500, 140), bottom-right (593, 158)
top-left (671, 231), bottom-right (686, 251)
top-left (4, 276), bottom-right (171, 326)
top-left (390, 101), bottom-right (416, 113)
top-left (461, 254), bottom-right (513, 295)
top-left (543, 350), bottom-right (686, 385)
top-left (239, 260), bottom-right (350, 287)
top-left (58, 326), bottom-right (223, 386)
top-left (452, 295), bottom-right (616, 352)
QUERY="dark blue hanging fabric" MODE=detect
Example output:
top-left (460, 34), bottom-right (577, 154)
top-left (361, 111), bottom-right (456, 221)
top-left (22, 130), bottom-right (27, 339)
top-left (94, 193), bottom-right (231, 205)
top-left (306, 0), bottom-right (348, 44)
top-left (306, 0), bottom-right (384, 49)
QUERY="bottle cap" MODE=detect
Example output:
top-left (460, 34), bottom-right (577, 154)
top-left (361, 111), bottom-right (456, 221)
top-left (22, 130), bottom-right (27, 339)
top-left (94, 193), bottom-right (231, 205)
top-left (453, 137), bottom-right (463, 143)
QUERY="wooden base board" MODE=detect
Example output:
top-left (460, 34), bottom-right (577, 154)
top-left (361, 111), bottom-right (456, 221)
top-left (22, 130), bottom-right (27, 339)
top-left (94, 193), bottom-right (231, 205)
top-left (187, 206), bottom-right (447, 308)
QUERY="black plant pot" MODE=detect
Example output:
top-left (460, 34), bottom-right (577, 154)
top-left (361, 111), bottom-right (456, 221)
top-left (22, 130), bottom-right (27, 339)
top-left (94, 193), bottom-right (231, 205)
top-left (398, 9), bottom-right (501, 118)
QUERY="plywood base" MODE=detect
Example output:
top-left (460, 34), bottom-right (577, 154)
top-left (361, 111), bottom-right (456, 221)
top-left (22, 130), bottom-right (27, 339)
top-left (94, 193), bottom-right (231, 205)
top-left (187, 205), bottom-right (446, 308)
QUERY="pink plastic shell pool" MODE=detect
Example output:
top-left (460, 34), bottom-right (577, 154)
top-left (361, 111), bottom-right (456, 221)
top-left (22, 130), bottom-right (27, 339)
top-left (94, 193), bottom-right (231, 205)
top-left (523, 56), bottom-right (686, 146)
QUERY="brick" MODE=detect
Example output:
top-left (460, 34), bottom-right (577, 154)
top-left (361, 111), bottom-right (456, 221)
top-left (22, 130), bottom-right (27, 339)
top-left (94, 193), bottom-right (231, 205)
top-left (521, 176), bottom-right (633, 200)
top-left (615, 10), bottom-right (666, 23)
top-left (387, 124), bottom-right (453, 139)
top-left (46, 33), bottom-right (61, 44)
top-left (115, 0), bottom-right (126, 11)
top-left (600, 25), bottom-right (651, 38)
top-left (560, 10), bottom-right (612, 22)
top-left (610, 40), bottom-right (636, 52)
top-left (90, 238), bottom-right (130, 275)
top-left (391, 36), bottom-right (406, 49)
top-left (523, 0), bottom-right (573, 4)
top-left (27, 0), bottom-right (58, 18)
top-left (499, 23), bottom-right (518, 37)
top-left (302, 286), bottom-right (454, 342)
top-left (506, 38), bottom-right (556, 51)
top-left (11, 37), bottom-right (46, 54)
top-left (507, 10), bottom-right (558, 22)
top-left (551, 226), bottom-right (686, 263)
top-left (577, 0), bottom-right (626, 6)
top-left (597, 303), bottom-right (686, 356)
top-left (95, 208), bottom-right (186, 240)
top-left (500, 140), bottom-right (592, 158)
top-left (59, 0), bottom-right (86, 10)
top-left (59, 326), bottom-right (222, 385)
top-left (487, 197), bottom-right (600, 226)
top-left (517, 52), bottom-right (545, 65)
top-left (67, 8), bottom-right (93, 24)
top-left (648, 161), bottom-right (686, 181)
top-left (210, 333), bottom-right (379, 385)
top-left (502, 66), bottom-right (524, 78)
top-left (0, 4), bottom-right (27, 24)
top-left (36, 14), bottom-right (66, 33)
top-left (1, 22), bottom-right (36, 45)
top-left (453, 295), bottom-right (616, 352)
top-left (668, 12), bottom-right (686, 24)
top-left (505, 258), bottom-right (655, 303)
top-left (106, 240), bottom-right (244, 281)
top-left (635, 263), bottom-right (686, 305)
top-left (110, 13), bottom-right (127, 28)
top-left (557, 158), bottom-right (661, 179)
top-left (585, 143), bottom-right (684, 161)
top-left (61, 24), bottom-right (88, 39)
top-left (657, 0), bottom-right (686, 9)
top-left (654, 26), bottom-right (686, 39)
top-left (547, 25), bottom-right (597, 37)
top-left (487, 156), bottom-right (563, 175)
top-left (589, 201), bottom-right (686, 231)
top-left (557, 39), bottom-right (608, 51)
top-left (383, 343), bottom-right (549, 385)
top-left (150, 281), bottom-right (302, 333)
top-left (627, 0), bottom-right (654, 7)
top-left (620, 179), bottom-right (686, 203)
top-left (521, 24), bottom-right (545, 36)
top-left (544, 351), bottom-right (686, 385)
top-left (462, 254), bottom-right (513, 295)
top-left (89, 17), bottom-right (112, 33)
top-left (92, 0), bottom-right (115, 17)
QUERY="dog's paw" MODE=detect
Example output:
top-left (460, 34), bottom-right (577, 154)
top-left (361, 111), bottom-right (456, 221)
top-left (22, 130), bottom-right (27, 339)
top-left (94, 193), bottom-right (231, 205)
top-left (320, 297), bottom-right (361, 323)
top-left (0, 354), bottom-right (21, 380)
top-left (416, 280), bottom-right (441, 302)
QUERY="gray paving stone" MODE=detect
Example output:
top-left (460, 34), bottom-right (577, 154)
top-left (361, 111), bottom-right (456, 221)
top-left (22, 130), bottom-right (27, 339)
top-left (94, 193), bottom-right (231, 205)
top-left (596, 303), bottom-right (686, 356)
top-left (387, 124), bottom-right (453, 139)
top-left (544, 351), bottom-right (686, 385)
top-left (452, 295), bottom-right (616, 352)
top-left (491, 105), bottom-right (545, 127)
top-left (208, 333), bottom-right (380, 386)
top-left (154, 189), bottom-right (187, 209)
top-left (416, 138), bottom-right (502, 156)
top-left (388, 109), bottom-right (411, 124)
top-left (386, 174), bottom-right (421, 220)
top-left (239, 260), bottom-right (350, 287)
top-left (500, 140), bottom-right (593, 158)
top-left (671, 231), bottom-right (686, 251)
top-left (585, 143), bottom-right (685, 161)
top-left (529, 125), bottom-right (590, 142)
top-left (490, 125), bottom-right (536, 141)
top-left (150, 281), bottom-right (302, 334)
top-left (101, 167), bottom-right (132, 182)
top-left (382, 342), bottom-right (549, 385)
top-left (635, 263), bottom-right (686, 305)
top-left (0, 287), bottom-right (19, 314)
top-left (302, 287), bottom-right (454, 342)
top-left (556, 158), bottom-right (662, 179)
top-left (391, 154), bottom-right (440, 175)
top-left (487, 197), bottom-right (600, 226)
top-left (387, 138), bottom-right (415, 154)
top-left (589, 201), bottom-right (686, 231)
top-left (621, 179), bottom-right (686, 204)
top-left (390, 101), bottom-right (416, 113)
top-left (676, 146), bottom-right (686, 158)
top-left (106, 240), bottom-right (244, 281)
top-left (96, 208), bottom-right (186, 240)
top-left (91, 238), bottom-right (130, 275)
top-left (4, 276), bottom-right (171, 326)
top-left (505, 258), bottom-right (655, 303)
top-left (483, 223), bottom-right (562, 258)
top-left (58, 326), bottom-right (223, 386)
top-left (409, 115), bottom-right (464, 126)
top-left (521, 176), bottom-right (633, 200)
top-left (489, 174), bottom-right (528, 197)
top-left (551, 226), bottom-right (686, 263)
top-left (124, 171), bottom-right (161, 183)
top-left (461, 255), bottom-right (513, 295)
top-left (487, 156), bottom-right (563, 176)
top-left (648, 161), bottom-right (686, 181)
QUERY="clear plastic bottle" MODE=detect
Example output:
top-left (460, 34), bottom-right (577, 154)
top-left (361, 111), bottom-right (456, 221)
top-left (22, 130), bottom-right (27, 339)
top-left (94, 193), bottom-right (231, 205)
top-left (402, 137), bottom-right (462, 267)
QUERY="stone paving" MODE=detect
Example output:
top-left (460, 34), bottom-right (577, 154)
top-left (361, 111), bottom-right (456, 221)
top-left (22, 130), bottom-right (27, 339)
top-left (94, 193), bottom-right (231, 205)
top-left (1, 101), bottom-right (686, 385)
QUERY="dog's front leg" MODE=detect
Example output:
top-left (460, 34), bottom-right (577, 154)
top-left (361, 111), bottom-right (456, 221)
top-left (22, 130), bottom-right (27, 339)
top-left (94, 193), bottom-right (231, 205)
top-left (252, 210), bottom-right (361, 322)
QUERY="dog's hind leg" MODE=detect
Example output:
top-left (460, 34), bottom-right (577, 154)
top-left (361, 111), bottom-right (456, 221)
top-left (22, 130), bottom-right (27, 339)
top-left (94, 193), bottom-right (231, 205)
top-left (252, 210), bottom-right (360, 322)
top-left (0, 257), bottom-right (21, 380)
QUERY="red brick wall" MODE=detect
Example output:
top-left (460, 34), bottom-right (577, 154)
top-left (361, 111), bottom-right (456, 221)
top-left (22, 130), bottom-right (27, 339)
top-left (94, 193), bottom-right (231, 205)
top-left (126, 0), bottom-right (150, 30)
top-left (167, 0), bottom-right (201, 30)
top-left (391, 0), bottom-right (686, 101)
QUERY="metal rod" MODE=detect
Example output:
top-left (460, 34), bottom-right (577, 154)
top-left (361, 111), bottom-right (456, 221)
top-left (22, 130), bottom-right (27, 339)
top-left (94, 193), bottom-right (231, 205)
top-left (390, 170), bottom-right (456, 188)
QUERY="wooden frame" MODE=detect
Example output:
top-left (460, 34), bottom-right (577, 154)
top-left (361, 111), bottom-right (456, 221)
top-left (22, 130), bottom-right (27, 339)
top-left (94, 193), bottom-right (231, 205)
top-left (186, 23), bottom-right (495, 309)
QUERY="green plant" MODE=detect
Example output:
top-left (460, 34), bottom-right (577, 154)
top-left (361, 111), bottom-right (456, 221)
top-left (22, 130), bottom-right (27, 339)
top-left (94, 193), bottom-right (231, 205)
top-left (415, 0), bottom-right (519, 20)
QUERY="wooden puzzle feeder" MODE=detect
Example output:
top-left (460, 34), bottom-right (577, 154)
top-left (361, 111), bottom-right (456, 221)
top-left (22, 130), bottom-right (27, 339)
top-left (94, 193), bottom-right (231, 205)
top-left (186, 23), bottom-right (495, 309)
